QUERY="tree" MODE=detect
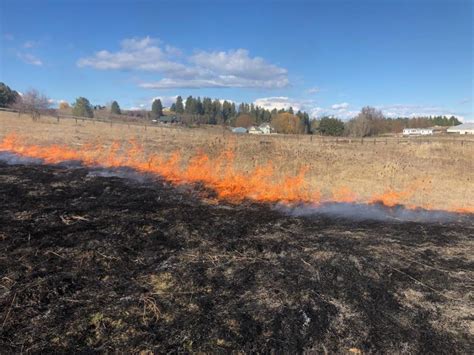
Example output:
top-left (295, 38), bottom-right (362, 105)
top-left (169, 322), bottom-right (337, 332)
top-left (234, 114), bottom-right (255, 128)
top-left (271, 112), bottom-right (305, 134)
top-left (318, 116), bottom-right (345, 136)
top-left (185, 96), bottom-right (193, 114)
top-left (72, 97), bottom-right (93, 118)
top-left (0, 82), bottom-right (20, 108)
top-left (110, 101), bottom-right (121, 115)
top-left (175, 96), bottom-right (184, 113)
top-left (170, 103), bottom-right (177, 112)
top-left (58, 101), bottom-right (70, 110)
top-left (11, 89), bottom-right (50, 120)
top-left (346, 106), bottom-right (384, 137)
top-left (151, 99), bottom-right (163, 118)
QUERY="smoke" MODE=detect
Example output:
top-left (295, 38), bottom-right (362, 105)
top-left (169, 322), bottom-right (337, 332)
top-left (0, 151), bottom-right (43, 165)
top-left (276, 202), bottom-right (468, 223)
top-left (86, 167), bottom-right (155, 184)
top-left (1, 150), bottom-right (472, 223)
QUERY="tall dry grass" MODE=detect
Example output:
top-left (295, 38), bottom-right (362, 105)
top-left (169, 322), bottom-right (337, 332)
top-left (0, 111), bottom-right (473, 211)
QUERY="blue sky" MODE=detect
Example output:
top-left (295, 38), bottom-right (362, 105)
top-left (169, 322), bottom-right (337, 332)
top-left (1, 0), bottom-right (472, 120)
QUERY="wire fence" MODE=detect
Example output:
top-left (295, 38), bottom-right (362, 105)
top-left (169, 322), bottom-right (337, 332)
top-left (1, 107), bottom-right (473, 146)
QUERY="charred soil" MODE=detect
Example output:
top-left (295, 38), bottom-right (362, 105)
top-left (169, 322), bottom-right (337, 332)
top-left (0, 162), bottom-right (473, 353)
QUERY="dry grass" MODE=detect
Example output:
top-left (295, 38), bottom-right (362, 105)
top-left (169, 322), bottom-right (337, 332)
top-left (0, 111), bottom-right (473, 211)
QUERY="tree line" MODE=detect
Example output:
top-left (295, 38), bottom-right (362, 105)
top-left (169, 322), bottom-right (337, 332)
top-left (313, 106), bottom-right (461, 137)
top-left (0, 82), bottom-right (462, 136)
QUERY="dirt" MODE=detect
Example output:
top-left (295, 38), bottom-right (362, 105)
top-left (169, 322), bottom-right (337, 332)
top-left (0, 161), bottom-right (473, 353)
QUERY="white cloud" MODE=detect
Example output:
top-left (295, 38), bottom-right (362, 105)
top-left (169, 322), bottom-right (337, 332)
top-left (4, 33), bottom-right (14, 41)
top-left (254, 97), bottom-right (313, 112)
top-left (23, 40), bottom-right (40, 49)
top-left (78, 36), bottom-right (289, 89)
top-left (17, 52), bottom-right (43, 66)
top-left (377, 104), bottom-right (465, 121)
top-left (128, 105), bottom-right (147, 111)
top-left (331, 102), bottom-right (349, 110)
top-left (77, 36), bottom-right (186, 73)
top-left (306, 87), bottom-right (321, 94)
top-left (150, 95), bottom-right (178, 107)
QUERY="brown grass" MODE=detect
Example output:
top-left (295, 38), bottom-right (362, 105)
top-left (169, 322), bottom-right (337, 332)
top-left (0, 111), bottom-right (473, 211)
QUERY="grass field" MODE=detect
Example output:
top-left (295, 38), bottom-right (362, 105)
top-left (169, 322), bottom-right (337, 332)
top-left (0, 111), bottom-right (473, 212)
top-left (1, 110), bottom-right (473, 352)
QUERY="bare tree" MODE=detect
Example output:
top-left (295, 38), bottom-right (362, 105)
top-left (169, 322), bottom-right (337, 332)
top-left (11, 89), bottom-right (51, 120)
top-left (346, 106), bottom-right (385, 137)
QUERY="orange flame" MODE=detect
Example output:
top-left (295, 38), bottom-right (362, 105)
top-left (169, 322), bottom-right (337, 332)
top-left (0, 133), bottom-right (472, 214)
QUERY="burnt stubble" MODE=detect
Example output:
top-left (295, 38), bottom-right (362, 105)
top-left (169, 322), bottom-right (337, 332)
top-left (0, 162), bottom-right (472, 353)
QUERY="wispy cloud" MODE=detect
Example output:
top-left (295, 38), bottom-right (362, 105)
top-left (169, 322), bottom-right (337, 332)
top-left (23, 40), bottom-right (40, 49)
top-left (254, 97), bottom-right (315, 112)
top-left (17, 52), bottom-right (43, 66)
top-left (331, 102), bottom-right (349, 110)
top-left (377, 104), bottom-right (465, 121)
top-left (306, 87), bottom-right (321, 94)
top-left (78, 36), bottom-right (289, 89)
top-left (3, 33), bottom-right (14, 41)
top-left (150, 95), bottom-right (178, 107)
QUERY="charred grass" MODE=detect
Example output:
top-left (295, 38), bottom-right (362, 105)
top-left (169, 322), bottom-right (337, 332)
top-left (0, 162), bottom-right (473, 352)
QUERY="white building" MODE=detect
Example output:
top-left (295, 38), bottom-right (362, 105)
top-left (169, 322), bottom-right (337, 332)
top-left (402, 128), bottom-right (433, 136)
top-left (447, 123), bottom-right (474, 135)
top-left (248, 126), bottom-right (263, 134)
top-left (258, 123), bottom-right (274, 134)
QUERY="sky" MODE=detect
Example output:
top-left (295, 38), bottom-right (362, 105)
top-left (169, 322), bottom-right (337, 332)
top-left (1, 0), bottom-right (472, 120)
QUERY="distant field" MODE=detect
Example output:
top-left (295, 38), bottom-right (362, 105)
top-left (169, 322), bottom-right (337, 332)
top-left (0, 111), bottom-right (473, 211)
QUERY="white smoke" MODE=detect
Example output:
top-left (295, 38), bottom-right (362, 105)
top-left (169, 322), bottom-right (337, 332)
top-left (0, 151), bottom-right (43, 165)
top-left (276, 202), bottom-right (467, 223)
top-left (1, 150), bottom-right (472, 222)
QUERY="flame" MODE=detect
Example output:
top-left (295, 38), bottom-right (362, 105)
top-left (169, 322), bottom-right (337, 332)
top-left (0, 133), bottom-right (472, 214)
top-left (0, 134), bottom-right (318, 204)
top-left (331, 186), bottom-right (357, 203)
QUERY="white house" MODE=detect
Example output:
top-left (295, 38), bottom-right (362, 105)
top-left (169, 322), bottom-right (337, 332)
top-left (248, 126), bottom-right (263, 134)
top-left (402, 128), bottom-right (433, 136)
top-left (258, 123), bottom-right (274, 134)
top-left (447, 123), bottom-right (474, 135)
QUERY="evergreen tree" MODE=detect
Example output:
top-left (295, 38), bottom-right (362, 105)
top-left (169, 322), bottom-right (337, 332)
top-left (151, 99), bottom-right (163, 118)
top-left (196, 97), bottom-right (203, 115)
top-left (203, 97), bottom-right (213, 116)
top-left (170, 103), bottom-right (177, 112)
top-left (72, 97), bottom-right (93, 118)
top-left (110, 101), bottom-right (121, 115)
top-left (185, 96), bottom-right (195, 114)
top-left (175, 96), bottom-right (184, 113)
top-left (0, 82), bottom-right (20, 108)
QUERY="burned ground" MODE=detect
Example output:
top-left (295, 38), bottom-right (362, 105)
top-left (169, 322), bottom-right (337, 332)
top-left (0, 162), bottom-right (473, 353)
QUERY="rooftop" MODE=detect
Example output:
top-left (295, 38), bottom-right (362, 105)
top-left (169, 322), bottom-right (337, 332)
top-left (447, 123), bottom-right (474, 130)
